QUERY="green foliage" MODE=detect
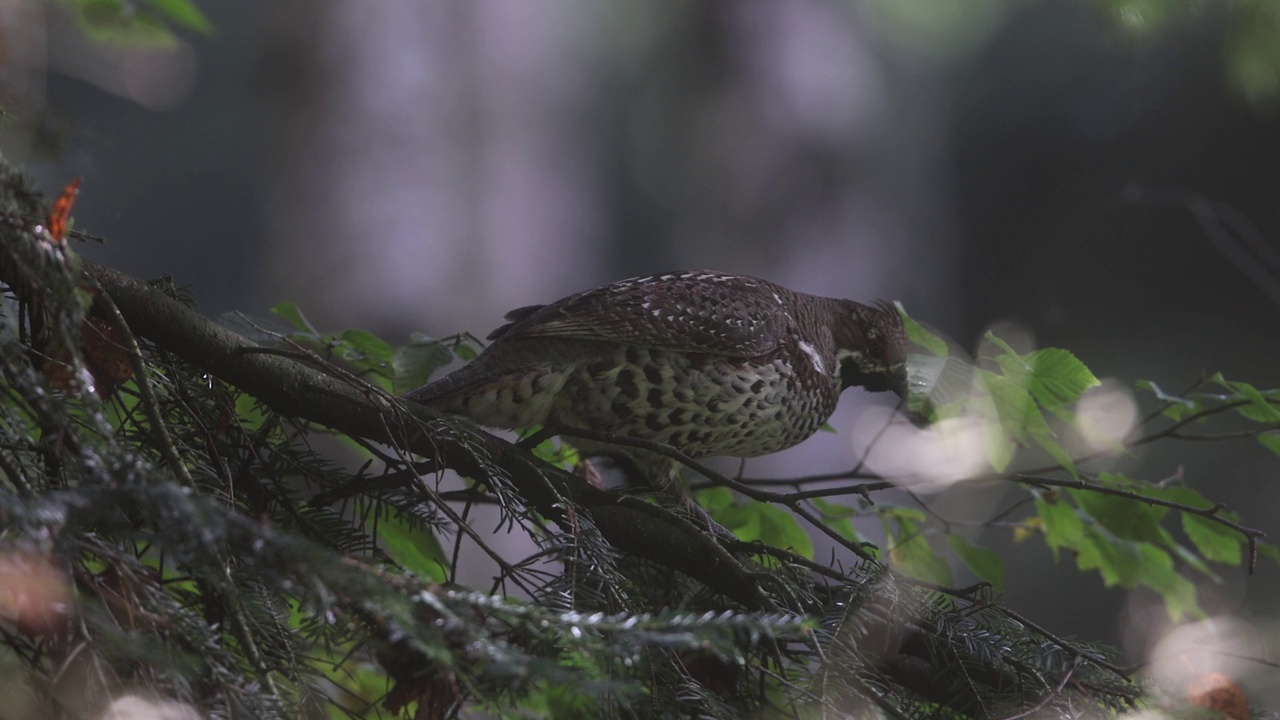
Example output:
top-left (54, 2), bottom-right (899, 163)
top-left (710, 492), bottom-right (815, 559)
top-left (265, 302), bottom-right (467, 395)
top-left (887, 311), bottom-right (1275, 620)
top-left (1, 163), bottom-right (1269, 717)
top-left (880, 507), bottom-right (952, 586)
top-left (64, 0), bottom-right (211, 47)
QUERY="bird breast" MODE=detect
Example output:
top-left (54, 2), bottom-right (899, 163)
top-left (555, 345), bottom-right (841, 459)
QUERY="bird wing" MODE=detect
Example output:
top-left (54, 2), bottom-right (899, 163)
top-left (488, 272), bottom-right (794, 357)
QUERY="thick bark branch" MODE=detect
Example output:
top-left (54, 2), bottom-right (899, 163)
top-left (81, 263), bottom-right (772, 610)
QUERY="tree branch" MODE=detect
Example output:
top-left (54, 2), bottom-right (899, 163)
top-left (81, 263), bottom-right (775, 610)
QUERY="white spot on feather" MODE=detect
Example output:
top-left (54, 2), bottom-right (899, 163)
top-left (798, 340), bottom-right (824, 374)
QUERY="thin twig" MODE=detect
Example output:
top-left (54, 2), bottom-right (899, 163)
top-left (998, 655), bottom-right (1081, 720)
top-left (93, 289), bottom-right (195, 487)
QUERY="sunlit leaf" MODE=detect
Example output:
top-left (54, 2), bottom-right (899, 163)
top-left (1181, 514), bottom-right (1243, 566)
top-left (1211, 373), bottom-right (1280, 423)
top-left (991, 341), bottom-right (1100, 418)
top-left (898, 304), bottom-right (948, 356)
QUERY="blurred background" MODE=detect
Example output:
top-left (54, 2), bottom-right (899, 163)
top-left (3, 0), bottom-right (1278, 702)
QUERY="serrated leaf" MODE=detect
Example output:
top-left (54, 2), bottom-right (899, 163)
top-left (270, 301), bottom-right (320, 336)
top-left (1181, 514), bottom-right (1243, 566)
top-left (977, 370), bottom-right (1036, 443)
top-left (392, 339), bottom-right (453, 394)
top-left (994, 345), bottom-right (1101, 418)
top-left (1069, 485), bottom-right (1168, 544)
top-left (1213, 375), bottom-right (1280, 423)
top-left (898, 305), bottom-right (948, 356)
top-left (947, 535), bottom-right (1004, 591)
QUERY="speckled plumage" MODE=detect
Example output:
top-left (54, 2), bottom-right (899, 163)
top-left (404, 271), bottom-right (907, 482)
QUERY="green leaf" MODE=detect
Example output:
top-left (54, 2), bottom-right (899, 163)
top-left (906, 354), bottom-right (974, 420)
top-left (1036, 498), bottom-right (1084, 559)
top-left (392, 338), bottom-right (453, 394)
top-left (378, 514), bottom-right (448, 583)
top-left (880, 507), bottom-right (951, 585)
top-left (697, 486), bottom-right (734, 514)
top-left (993, 344), bottom-right (1101, 418)
top-left (143, 0), bottom-right (212, 33)
top-left (1259, 542), bottom-right (1280, 564)
top-left (338, 329), bottom-right (394, 370)
top-left (1134, 543), bottom-right (1202, 621)
top-left (1075, 526), bottom-right (1142, 587)
top-left (1261, 433), bottom-right (1280, 458)
top-left (947, 535), bottom-right (1004, 591)
top-left (1181, 514), bottom-right (1243, 566)
top-left (453, 341), bottom-right (479, 361)
top-left (530, 436), bottom-right (579, 468)
top-left (270, 301), bottom-right (320, 336)
top-left (1212, 374), bottom-right (1280, 423)
top-left (970, 372), bottom-right (1022, 472)
top-left (71, 0), bottom-right (180, 48)
top-left (1069, 483), bottom-right (1168, 544)
top-left (898, 304), bottom-right (948, 356)
top-left (717, 501), bottom-right (814, 558)
top-left (819, 422), bottom-right (837, 433)
top-left (810, 498), bottom-right (864, 543)
top-left (976, 369), bottom-right (1082, 475)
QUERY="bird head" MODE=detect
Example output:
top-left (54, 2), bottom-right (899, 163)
top-left (835, 300), bottom-right (908, 400)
